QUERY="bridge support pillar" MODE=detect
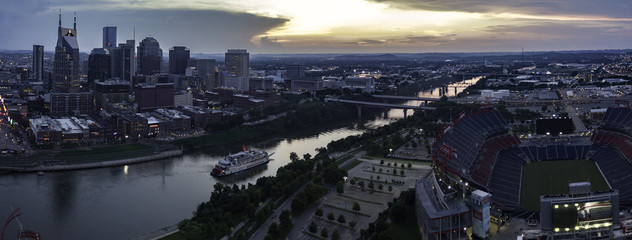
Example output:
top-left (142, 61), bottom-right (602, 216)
top-left (357, 106), bottom-right (362, 120)
top-left (403, 108), bottom-right (408, 118)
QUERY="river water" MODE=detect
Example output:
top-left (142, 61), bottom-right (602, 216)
top-left (0, 118), bottom-right (392, 240)
top-left (0, 77), bottom-right (481, 239)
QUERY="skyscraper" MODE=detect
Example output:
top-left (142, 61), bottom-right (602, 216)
top-left (53, 11), bottom-right (80, 92)
top-left (32, 45), bottom-right (44, 81)
top-left (169, 46), bottom-right (190, 74)
top-left (225, 49), bottom-right (249, 77)
top-left (88, 48), bottom-right (111, 89)
top-left (110, 40), bottom-right (136, 82)
top-left (286, 64), bottom-right (305, 79)
top-left (137, 37), bottom-right (162, 75)
top-left (103, 26), bottom-right (117, 48)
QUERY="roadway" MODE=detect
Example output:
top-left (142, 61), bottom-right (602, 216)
top-left (371, 95), bottom-right (443, 102)
top-left (325, 98), bottom-right (435, 110)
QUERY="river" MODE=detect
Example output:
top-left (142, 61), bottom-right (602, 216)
top-left (0, 118), bottom-right (393, 240)
top-left (0, 77), bottom-right (481, 239)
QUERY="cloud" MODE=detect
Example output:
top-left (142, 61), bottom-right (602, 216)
top-left (0, 8), bottom-right (288, 53)
top-left (367, 0), bottom-right (632, 19)
top-left (260, 36), bottom-right (282, 49)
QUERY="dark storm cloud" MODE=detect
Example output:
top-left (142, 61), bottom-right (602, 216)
top-left (368, 0), bottom-right (632, 18)
top-left (0, 6), bottom-right (288, 53)
top-left (260, 36), bottom-right (282, 49)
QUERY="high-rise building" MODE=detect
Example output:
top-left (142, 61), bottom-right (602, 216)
top-left (53, 11), bottom-right (80, 92)
top-left (286, 64), bottom-right (305, 79)
top-left (135, 83), bottom-right (175, 112)
top-left (187, 58), bottom-right (216, 90)
top-left (32, 45), bottom-right (44, 81)
top-left (137, 37), bottom-right (162, 75)
top-left (225, 49), bottom-right (249, 77)
top-left (103, 26), bottom-right (117, 48)
top-left (169, 46), bottom-right (190, 74)
top-left (50, 92), bottom-right (94, 116)
top-left (88, 48), bottom-right (111, 89)
top-left (110, 40), bottom-right (136, 84)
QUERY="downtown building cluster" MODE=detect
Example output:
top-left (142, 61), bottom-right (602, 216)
top-left (20, 12), bottom-right (275, 146)
top-left (0, 11), bottom-right (380, 147)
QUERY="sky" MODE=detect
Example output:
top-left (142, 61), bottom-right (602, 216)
top-left (1, 0), bottom-right (631, 54)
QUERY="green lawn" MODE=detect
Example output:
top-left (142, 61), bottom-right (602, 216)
top-left (520, 160), bottom-right (610, 211)
top-left (56, 144), bottom-right (155, 163)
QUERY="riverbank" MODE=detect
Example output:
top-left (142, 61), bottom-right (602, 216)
top-left (0, 149), bottom-right (182, 173)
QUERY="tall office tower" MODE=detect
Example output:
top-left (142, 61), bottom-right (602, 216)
top-left (225, 49), bottom-right (249, 77)
top-left (103, 26), bottom-right (117, 48)
top-left (187, 58), bottom-right (216, 90)
top-left (286, 64), bottom-right (305, 79)
top-left (137, 37), bottom-right (162, 75)
top-left (121, 40), bottom-right (136, 87)
top-left (53, 11), bottom-right (81, 92)
top-left (169, 46), bottom-right (190, 74)
top-left (32, 45), bottom-right (44, 81)
top-left (88, 48), bottom-right (111, 89)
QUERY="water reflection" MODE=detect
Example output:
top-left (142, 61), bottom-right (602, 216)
top-left (50, 172), bottom-right (77, 223)
top-left (0, 119), bottom-right (390, 239)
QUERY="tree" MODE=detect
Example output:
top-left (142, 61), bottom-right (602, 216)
top-left (349, 178), bottom-right (356, 185)
top-left (246, 203), bottom-right (256, 219)
top-left (541, 105), bottom-right (548, 112)
top-left (337, 214), bottom-right (346, 223)
top-left (387, 163), bottom-right (391, 167)
top-left (332, 229), bottom-right (341, 240)
top-left (378, 184), bottom-right (384, 190)
top-left (372, 166), bottom-right (376, 171)
top-left (400, 169), bottom-right (405, 176)
top-left (309, 221), bottom-right (318, 233)
top-left (321, 228), bottom-right (329, 238)
top-left (408, 163), bottom-right (412, 169)
top-left (303, 153), bottom-right (312, 161)
top-left (267, 222), bottom-right (280, 239)
top-left (327, 212), bottom-right (335, 220)
top-left (353, 201), bottom-right (361, 211)
top-left (393, 162), bottom-right (397, 167)
top-left (377, 175), bottom-right (381, 180)
top-left (349, 221), bottom-right (357, 228)
top-left (358, 181), bottom-right (365, 189)
top-left (380, 159), bottom-right (384, 165)
top-left (336, 181), bottom-right (344, 194)
top-left (388, 185), bottom-right (393, 192)
top-left (368, 181), bottom-right (375, 190)
top-left (379, 168), bottom-right (383, 173)
top-left (280, 210), bottom-right (291, 227)
top-left (315, 208), bottom-right (323, 217)
top-left (290, 152), bottom-right (300, 162)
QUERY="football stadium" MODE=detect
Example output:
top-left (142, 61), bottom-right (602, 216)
top-left (415, 105), bottom-right (632, 240)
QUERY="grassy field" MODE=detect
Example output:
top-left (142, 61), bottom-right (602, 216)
top-left (56, 144), bottom-right (155, 164)
top-left (520, 160), bottom-right (610, 211)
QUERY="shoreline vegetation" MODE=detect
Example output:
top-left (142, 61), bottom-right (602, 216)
top-left (0, 100), bottom-right (369, 174)
top-left (163, 100), bottom-right (467, 240)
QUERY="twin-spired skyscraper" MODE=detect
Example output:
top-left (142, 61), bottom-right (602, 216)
top-left (53, 11), bottom-right (80, 92)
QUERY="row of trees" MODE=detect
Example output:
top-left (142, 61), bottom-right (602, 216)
top-left (359, 189), bottom-right (418, 239)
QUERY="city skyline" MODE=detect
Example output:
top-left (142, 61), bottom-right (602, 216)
top-left (1, 0), bottom-right (632, 53)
